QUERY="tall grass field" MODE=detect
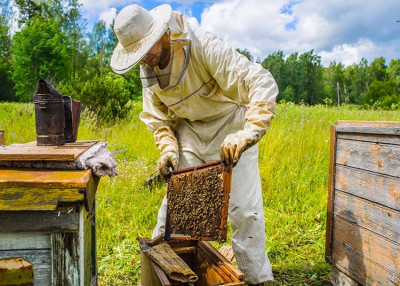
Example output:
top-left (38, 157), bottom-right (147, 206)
top-left (1, 102), bottom-right (400, 285)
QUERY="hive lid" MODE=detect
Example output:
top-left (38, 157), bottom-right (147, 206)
top-left (164, 161), bottom-right (233, 242)
top-left (0, 140), bottom-right (98, 161)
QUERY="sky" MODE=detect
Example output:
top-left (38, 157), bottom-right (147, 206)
top-left (78, 0), bottom-right (400, 67)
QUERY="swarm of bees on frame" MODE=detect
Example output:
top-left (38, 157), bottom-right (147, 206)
top-left (167, 164), bottom-right (226, 240)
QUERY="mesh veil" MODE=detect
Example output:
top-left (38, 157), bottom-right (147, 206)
top-left (120, 38), bottom-right (191, 91)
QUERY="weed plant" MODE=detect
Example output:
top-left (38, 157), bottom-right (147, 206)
top-left (1, 102), bottom-right (400, 285)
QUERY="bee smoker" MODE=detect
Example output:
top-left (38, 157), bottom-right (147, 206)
top-left (63, 95), bottom-right (82, 143)
top-left (33, 80), bottom-right (81, 146)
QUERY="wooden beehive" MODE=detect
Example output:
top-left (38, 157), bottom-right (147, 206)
top-left (0, 141), bottom-right (100, 285)
top-left (140, 240), bottom-right (244, 286)
top-left (325, 121), bottom-right (400, 285)
top-left (165, 161), bottom-right (232, 242)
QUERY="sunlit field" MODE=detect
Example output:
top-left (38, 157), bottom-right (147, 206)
top-left (1, 102), bottom-right (399, 285)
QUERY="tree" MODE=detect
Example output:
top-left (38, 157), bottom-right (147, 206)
top-left (262, 51), bottom-right (285, 97)
top-left (0, 9), bottom-right (14, 101)
top-left (364, 79), bottom-right (396, 108)
top-left (281, 85), bottom-right (295, 102)
top-left (368, 57), bottom-right (387, 83)
top-left (388, 59), bottom-right (400, 94)
top-left (11, 15), bottom-right (72, 101)
top-left (236, 48), bottom-right (253, 62)
top-left (297, 50), bottom-right (324, 105)
top-left (323, 61), bottom-right (344, 105)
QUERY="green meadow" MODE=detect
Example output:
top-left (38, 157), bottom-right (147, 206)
top-left (1, 102), bottom-right (400, 285)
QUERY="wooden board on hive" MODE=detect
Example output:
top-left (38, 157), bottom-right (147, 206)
top-left (165, 161), bottom-right (232, 242)
top-left (0, 140), bottom-right (98, 161)
top-left (326, 120), bottom-right (400, 285)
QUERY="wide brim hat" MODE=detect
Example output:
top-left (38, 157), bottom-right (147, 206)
top-left (111, 4), bottom-right (172, 74)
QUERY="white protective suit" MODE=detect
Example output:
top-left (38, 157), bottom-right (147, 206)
top-left (139, 11), bottom-right (278, 283)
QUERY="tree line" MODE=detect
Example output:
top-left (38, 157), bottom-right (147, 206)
top-left (0, 0), bottom-right (399, 121)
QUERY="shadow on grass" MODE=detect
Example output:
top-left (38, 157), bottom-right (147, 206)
top-left (267, 263), bottom-right (331, 286)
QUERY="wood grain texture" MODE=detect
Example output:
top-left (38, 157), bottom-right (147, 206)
top-left (0, 141), bottom-right (98, 161)
top-left (333, 216), bottom-right (400, 275)
top-left (0, 210), bottom-right (79, 233)
top-left (198, 241), bottom-right (244, 280)
top-left (337, 133), bottom-right (400, 146)
top-left (335, 165), bottom-right (400, 211)
top-left (81, 204), bottom-right (96, 286)
top-left (326, 125), bottom-right (337, 263)
top-left (140, 250), bottom-right (165, 286)
top-left (0, 233), bottom-right (50, 250)
top-left (335, 126), bottom-right (400, 136)
top-left (335, 121), bottom-right (400, 136)
top-left (330, 266), bottom-right (361, 286)
top-left (336, 121), bottom-right (400, 128)
top-left (334, 191), bottom-right (400, 243)
top-left (332, 239), bottom-right (400, 285)
top-left (51, 233), bottom-right (80, 286)
top-left (0, 188), bottom-right (84, 211)
top-left (0, 168), bottom-right (92, 189)
top-left (0, 249), bottom-right (51, 286)
top-left (336, 139), bottom-right (400, 178)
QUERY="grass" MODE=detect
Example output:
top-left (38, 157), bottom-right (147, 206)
top-left (1, 102), bottom-right (400, 285)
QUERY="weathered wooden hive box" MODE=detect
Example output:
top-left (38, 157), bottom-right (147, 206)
top-left (140, 240), bottom-right (244, 286)
top-left (141, 161), bottom-right (245, 285)
top-left (0, 141), bottom-right (99, 286)
top-left (325, 121), bottom-right (400, 285)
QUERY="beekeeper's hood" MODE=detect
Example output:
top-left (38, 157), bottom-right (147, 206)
top-left (110, 4), bottom-right (172, 74)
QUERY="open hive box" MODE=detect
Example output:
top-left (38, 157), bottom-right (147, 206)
top-left (165, 161), bottom-right (232, 242)
top-left (140, 240), bottom-right (244, 286)
top-left (140, 161), bottom-right (245, 285)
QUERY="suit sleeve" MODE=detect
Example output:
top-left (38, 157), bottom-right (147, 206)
top-left (198, 29), bottom-right (279, 134)
top-left (139, 88), bottom-right (178, 155)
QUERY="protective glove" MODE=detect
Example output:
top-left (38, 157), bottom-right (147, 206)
top-left (219, 130), bottom-right (264, 166)
top-left (157, 151), bottom-right (179, 181)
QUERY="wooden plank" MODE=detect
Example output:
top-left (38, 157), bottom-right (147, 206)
top-left (0, 168), bottom-right (92, 189)
top-left (336, 139), bottom-right (400, 178)
top-left (326, 125), bottom-right (337, 263)
top-left (0, 140), bottom-right (98, 161)
top-left (338, 133), bottom-right (400, 146)
top-left (152, 262), bottom-right (171, 286)
top-left (83, 175), bottom-right (100, 212)
top-left (198, 241), bottom-right (244, 280)
top-left (0, 249), bottom-right (51, 286)
top-left (140, 251), bottom-right (164, 286)
top-left (330, 266), bottom-right (361, 286)
top-left (335, 126), bottom-right (400, 136)
top-left (334, 191), bottom-right (400, 243)
top-left (80, 205), bottom-right (97, 286)
top-left (0, 210), bottom-right (79, 233)
top-left (0, 233), bottom-right (50, 250)
top-left (0, 188), bottom-right (84, 211)
top-left (197, 259), bottom-right (226, 285)
top-left (335, 165), bottom-right (400, 211)
top-left (333, 216), bottom-right (400, 274)
top-left (336, 121), bottom-right (400, 128)
top-left (332, 240), bottom-right (400, 285)
top-left (51, 233), bottom-right (80, 285)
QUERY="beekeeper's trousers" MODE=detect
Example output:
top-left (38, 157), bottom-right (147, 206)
top-left (152, 106), bottom-right (274, 283)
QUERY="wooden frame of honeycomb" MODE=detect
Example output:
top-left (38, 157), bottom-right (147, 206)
top-left (165, 161), bottom-right (233, 242)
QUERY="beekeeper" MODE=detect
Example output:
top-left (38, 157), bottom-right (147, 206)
top-left (111, 4), bottom-right (278, 285)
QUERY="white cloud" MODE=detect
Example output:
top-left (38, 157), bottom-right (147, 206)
top-left (78, 0), bottom-right (134, 14)
top-left (197, 0), bottom-right (400, 66)
top-left (99, 8), bottom-right (117, 27)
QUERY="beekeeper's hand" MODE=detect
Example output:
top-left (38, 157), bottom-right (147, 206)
top-left (157, 151), bottom-right (179, 181)
top-left (220, 130), bottom-right (263, 166)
